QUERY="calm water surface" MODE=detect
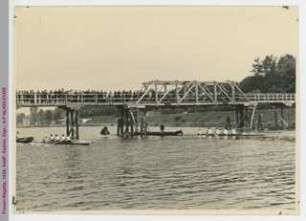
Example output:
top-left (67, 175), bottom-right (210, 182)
top-left (16, 127), bottom-right (296, 212)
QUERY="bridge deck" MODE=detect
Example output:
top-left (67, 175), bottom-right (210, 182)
top-left (16, 81), bottom-right (295, 108)
top-left (16, 92), bottom-right (295, 107)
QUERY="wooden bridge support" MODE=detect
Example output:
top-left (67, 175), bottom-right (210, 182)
top-left (287, 110), bottom-right (291, 128)
top-left (249, 105), bottom-right (257, 130)
top-left (235, 105), bottom-right (246, 129)
top-left (117, 108), bottom-right (125, 136)
top-left (225, 116), bottom-right (232, 130)
top-left (117, 118), bottom-right (123, 135)
top-left (235, 104), bottom-right (259, 131)
top-left (281, 107), bottom-right (284, 129)
top-left (117, 107), bottom-right (143, 137)
top-left (235, 104), bottom-right (292, 131)
top-left (274, 109), bottom-right (278, 129)
top-left (257, 114), bottom-right (263, 131)
top-left (140, 114), bottom-right (148, 137)
top-left (65, 107), bottom-right (79, 140)
top-left (278, 105), bottom-right (290, 129)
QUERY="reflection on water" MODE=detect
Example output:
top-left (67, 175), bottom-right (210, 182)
top-left (16, 127), bottom-right (296, 212)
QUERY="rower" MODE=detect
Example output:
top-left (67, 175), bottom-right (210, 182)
top-left (60, 134), bottom-right (66, 143)
top-left (54, 134), bottom-right (60, 143)
top-left (215, 128), bottom-right (221, 136)
top-left (66, 135), bottom-right (71, 144)
top-left (100, 126), bottom-right (110, 135)
top-left (223, 129), bottom-right (229, 135)
top-left (42, 136), bottom-right (48, 143)
top-left (160, 124), bottom-right (165, 132)
top-left (208, 128), bottom-right (213, 135)
top-left (197, 129), bottom-right (202, 135)
top-left (49, 134), bottom-right (54, 142)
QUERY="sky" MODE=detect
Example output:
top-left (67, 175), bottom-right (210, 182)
top-left (14, 6), bottom-right (298, 91)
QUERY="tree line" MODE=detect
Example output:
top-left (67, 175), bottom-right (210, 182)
top-left (239, 54), bottom-right (296, 93)
top-left (17, 106), bottom-right (120, 126)
top-left (17, 107), bottom-right (65, 126)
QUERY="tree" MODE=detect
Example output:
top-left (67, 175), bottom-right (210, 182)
top-left (240, 54), bottom-right (296, 93)
top-left (240, 75), bottom-right (264, 93)
top-left (45, 110), bottom-right (53, 122)
top-left (29, 107), bottom-right (39, 125)
top-left (277, 54), bottom-right (296, 93)
top-left (16, 113), bottom-right (25, 125)
top-left (38, 109), bottom-right (45, 123)
top-left (53, 108), bottom-right (64, 120)
top-left (251, 58), bottom-right (264, 76)
top-left (262, 55), bottom-right (277, 76)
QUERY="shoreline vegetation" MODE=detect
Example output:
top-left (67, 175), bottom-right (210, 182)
top-left (17, 107), bottom-right (295, 130)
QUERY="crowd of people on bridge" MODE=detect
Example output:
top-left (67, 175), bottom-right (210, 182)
top-left (16, 89), bottom-right (183, 104)
top-left (16, 86), bottom-right (243, 104)
top-left (17, 89), bottom-right (148, 104)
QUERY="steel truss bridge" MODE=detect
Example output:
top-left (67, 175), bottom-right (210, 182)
top-left (16, 80), bottom-right (296, 139)
top-left (16, 80), bottom-right (295, 108)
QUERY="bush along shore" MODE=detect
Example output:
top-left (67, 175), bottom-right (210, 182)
top-left (17, 106), bottom-right (295, 131)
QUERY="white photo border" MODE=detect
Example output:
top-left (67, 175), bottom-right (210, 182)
top-left (4, 0), bottom-right (306, 221)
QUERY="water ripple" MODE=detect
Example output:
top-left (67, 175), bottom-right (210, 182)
top-left (16, 127), bottom-right (297, 212)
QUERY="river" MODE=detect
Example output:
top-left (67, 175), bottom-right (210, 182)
top-left (15, 126), bottom-right (297, 213)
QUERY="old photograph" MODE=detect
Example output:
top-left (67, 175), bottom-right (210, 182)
top-left (13, 6), bottom-right (298, 214)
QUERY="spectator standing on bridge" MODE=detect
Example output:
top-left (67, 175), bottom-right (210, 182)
top-left (128, 90), bottom-right (133, 101)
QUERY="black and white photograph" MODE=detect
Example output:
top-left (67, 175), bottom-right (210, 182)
top-left (13, 5), bottom-right (299, 214)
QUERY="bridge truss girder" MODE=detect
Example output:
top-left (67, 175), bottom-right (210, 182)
top-left (136, 80), bottom-right (248, 105)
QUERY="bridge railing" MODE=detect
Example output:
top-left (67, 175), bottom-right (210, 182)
top-left (16, 92), bottom-right (144, 105)
top-left (16, 92), bottom-right (296, 106)
top-left (245, 93), bottom-right (295, 102)
top-left (16, 92), bottom-right (245, 105)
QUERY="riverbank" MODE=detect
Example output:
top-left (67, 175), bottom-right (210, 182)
top-left (17, 108), bottom-right (295, 129)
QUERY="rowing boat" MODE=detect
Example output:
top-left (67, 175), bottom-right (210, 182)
top-left (136, 130), bottom-right (184, 136)
top-left (16, 136), bottom-right (34, 143)
top-left (43, 140), bottom-right (91, 146)
top-left (197, 132), bottom-right (263, 137)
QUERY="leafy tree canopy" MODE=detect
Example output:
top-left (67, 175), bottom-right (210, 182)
top-left (240, 54), bottom-right (296, 93)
